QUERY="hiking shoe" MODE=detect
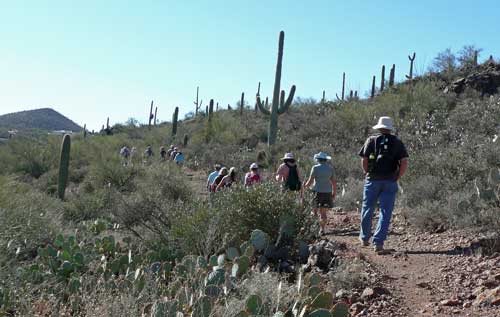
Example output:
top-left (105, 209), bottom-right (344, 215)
top-left (373, 244), bottom-right (384, 252)
top-left (359, 238), bottom-right (370, 247)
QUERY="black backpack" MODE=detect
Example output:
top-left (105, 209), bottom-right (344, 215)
top-left (285, 165), bottom-right (301, 191)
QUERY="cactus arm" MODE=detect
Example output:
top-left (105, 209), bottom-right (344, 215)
top-left (278, 85), bottom-right (296, 114)
top-left (256, 95), bottom-right (271, 115)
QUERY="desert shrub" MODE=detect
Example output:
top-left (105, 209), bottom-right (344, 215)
top-left (328, 258), bottom-right (369, 291)
top-left (336, 177), bottom-right (364, 210)
top-left (63, 187), bottom-right (117, 222)
top-left (211, 182), bottom-right (317, 247)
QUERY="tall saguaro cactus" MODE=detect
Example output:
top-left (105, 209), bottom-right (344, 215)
top-left (406, 52), bottom-right (416, 80)
top-left (154, 107), bottom-right (158, 126)
top-left (58, 134), bottom-right (71, 200)
top-left (255, 82), bottom-right (261, 112)
top-left (208, 99), bottom-right (214, 122)
top-left (194, 86), bottom-right (201, 115)
top-left (256, 31), bottom-right (296, 146)
top-left (172, 107), bottom-right (179, 136)
top-left (380, 65), bottom-right (386, 92)
top-left (389, 64), bottom-right (395, 87)
top-left (322, 90), bottom-right (326, 103)
top-left (83, 124), bottom-right (87, 139)
top-left (148, 101), bottom-right (154, 128)
top-left (371, 76), bottom-right (376, 98)
top-left (240, 92), bottom-right (245, 115)
top-left (341, 72), bottom-right (346, 100)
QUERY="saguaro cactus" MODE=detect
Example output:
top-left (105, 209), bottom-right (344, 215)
top-left (256, 31), bottom-right (296, 146)
top-left (341, 72), bottom-right (346, 100)
top-left (406, 52), bottom-right (416, 80)
top-left (255, 82), bottom-right (261, 112)
top-left (371, 76), bottom-right (376, 98)
top-left (148, 101), bottom-right (154, 128)
top-left (380, 65), bottom-right (386, 92)
top-left (83, 124), bottom-right (87, 139)
top-left (57, 134), bottom-right (71, 200)
top-left (354, 91), bottom-right (358, 99)
top-left (208, 99), bottom-right (214, 122)
top-left (349, 90), bottom-right (353, 100)
top-left (389, 64), bottom-right (395, 87)
top-left (106, 117), bottom-right (110, 130)
top-left (322, 90), bottom-right (326, 103)
top-left (172, 107), bottom-right (179, 136)
top-left (154, 107), bottom-right (158, 126)
top-left (240, 92), bottom-right (245, 115)
top-left (194, 86), bottom-right (201, 115)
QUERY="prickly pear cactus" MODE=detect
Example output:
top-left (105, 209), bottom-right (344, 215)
top-left (250, 229), bottom-right (269, 251)
top-left (57, 134), bottom-right (71, 200)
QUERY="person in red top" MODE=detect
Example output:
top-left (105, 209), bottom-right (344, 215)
top-left (244, 163), bottom-right (262, 187)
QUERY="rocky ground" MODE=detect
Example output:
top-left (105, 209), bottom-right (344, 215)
top-left (326, 210), bottom-right (500, 316)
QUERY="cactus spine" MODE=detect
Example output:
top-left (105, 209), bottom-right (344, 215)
top-left (148, 101), bottom-right (154, 128)
top-left (256, 31), bottom-right (296, 146)
top-left (57, 134), bottom-right (71, 200)
top-left (240, 92), bottom-right (245, 116)
top-left (380, 65), bottom-right (385, 92)
top-left (389, 64), bottom-right (395, 87)
top-left (406, 52), bottom-right (416, 80)
top-left (371, 76), bottom-right (376, 98)
top-left (341, 72), bottom-right (345, 100)
top-left (172, 107), bottom-right (179, 136)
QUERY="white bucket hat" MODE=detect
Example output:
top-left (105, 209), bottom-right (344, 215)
top-left (281, 153), bottom-right (295, 160)
top-left (250, 163), bottom-right (259, 169)
top-left (314, 152), bottom-right (332, 161)
top-left (372, 116), bottom-right (395, 131)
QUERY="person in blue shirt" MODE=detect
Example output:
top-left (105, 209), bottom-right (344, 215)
top-left (207, 164), bottom-right (221, 192)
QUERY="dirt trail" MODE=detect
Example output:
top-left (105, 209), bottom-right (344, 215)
top-left (326, 211), bottom-right (500, 316)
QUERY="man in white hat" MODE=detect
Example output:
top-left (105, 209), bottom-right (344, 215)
top-left (304, 152), bottom-right (337, 235)
top-left (358, 116), bottom-right (409, 253)
top-left (275, 153), bottom-right (302, 191)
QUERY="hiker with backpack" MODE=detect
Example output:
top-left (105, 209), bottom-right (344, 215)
top-left (144, 145), bottom-right (154, 164)
top-left (166, 145), bottom-right (174, 159)
top-left (119, 145), bottom-right (130, 166)
top-left (275, 153), bottom-right (302, 192)
top-left (358, 116), bottom-right (409, 253)
top-left (160, 146), bottom-right (167, 161)
top-left (304, 152), bottom-right (337, 236)
top-left (216, 167), bottom-right (238, 191)
top-left (170, 147), bottom-right (179, 161)
top-left (207, 164), bottom-right (222, 192)
top-left (174, 150), bottom-right (185, 165)
top-left (212, 167), bottom-right (229, 192)
top-left (244, 163), bottom-right (262, 187)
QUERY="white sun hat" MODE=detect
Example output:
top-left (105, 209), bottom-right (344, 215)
top-left (314, 152), bottom-right (332, 161)
top-left (372, 116), bottom-right (395, 131)
top-left (281, 153), bottom-right (295, 160)
top-left (250, 163), bottom-right (259, 169)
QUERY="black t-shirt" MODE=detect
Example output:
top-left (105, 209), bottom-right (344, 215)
top-left (358, 134), bottom-right (408, 180)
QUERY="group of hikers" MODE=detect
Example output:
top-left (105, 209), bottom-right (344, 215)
top-left (119, 144), bottom-right (185, 165)
top-left (206, 116), bottom-right (409, 253)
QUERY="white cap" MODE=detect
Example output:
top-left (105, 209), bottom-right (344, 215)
top-left (250, 163), bottom-right (259, 169)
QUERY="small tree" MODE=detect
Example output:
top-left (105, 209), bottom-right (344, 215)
top-left (431, 48), bottom-right (457, 74)
top-left (457, 45), bottom-right (482, 68)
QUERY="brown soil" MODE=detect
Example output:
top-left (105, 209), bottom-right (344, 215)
top-left (326, 211), bottom-right (500, 316)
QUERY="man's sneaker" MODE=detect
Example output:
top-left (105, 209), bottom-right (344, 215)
top-left (373, 244), bottom-right (384, 252)
top-left (359, 238), bottom-right (370, 247)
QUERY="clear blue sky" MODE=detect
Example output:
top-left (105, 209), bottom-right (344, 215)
top-left (1, 0), bottom-right (499, 130)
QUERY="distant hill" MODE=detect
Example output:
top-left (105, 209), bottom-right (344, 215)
top-left (0, 108), bottom-right (82, 133)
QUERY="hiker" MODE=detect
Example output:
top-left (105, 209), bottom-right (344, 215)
top-left (358, 116), bottom-right (409, 253)
top-left (216, 167), bottom-right (237, 191)
top-left (275, 153), bottom-right (302, 191)
top-left (170, 147), bottom-right (179, 161)
top-left (211, 167), bottom-right (228, 192)
top-left (160, 146), bottom-right (167, 160)
top-left (144, 145), bottom-right (154, 163)
top-left (304, 152), bottom-right (337, 236)
top-left (174, 150), bottom-right (185, 165)
top-left (244, 163), bottom-right (262, 187)
top-left (166, 145), bottom-right (174, 159)
top-left (119, 145), bottom-right (130, 166)
top-left (207, 164), bottom-right (222, 192)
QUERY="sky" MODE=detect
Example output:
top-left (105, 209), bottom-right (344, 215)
top-left (1, 0), bottom-right (499, 131)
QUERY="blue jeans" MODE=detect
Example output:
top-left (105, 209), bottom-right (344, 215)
top-left (360, 179), bottom-right (398, 246)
